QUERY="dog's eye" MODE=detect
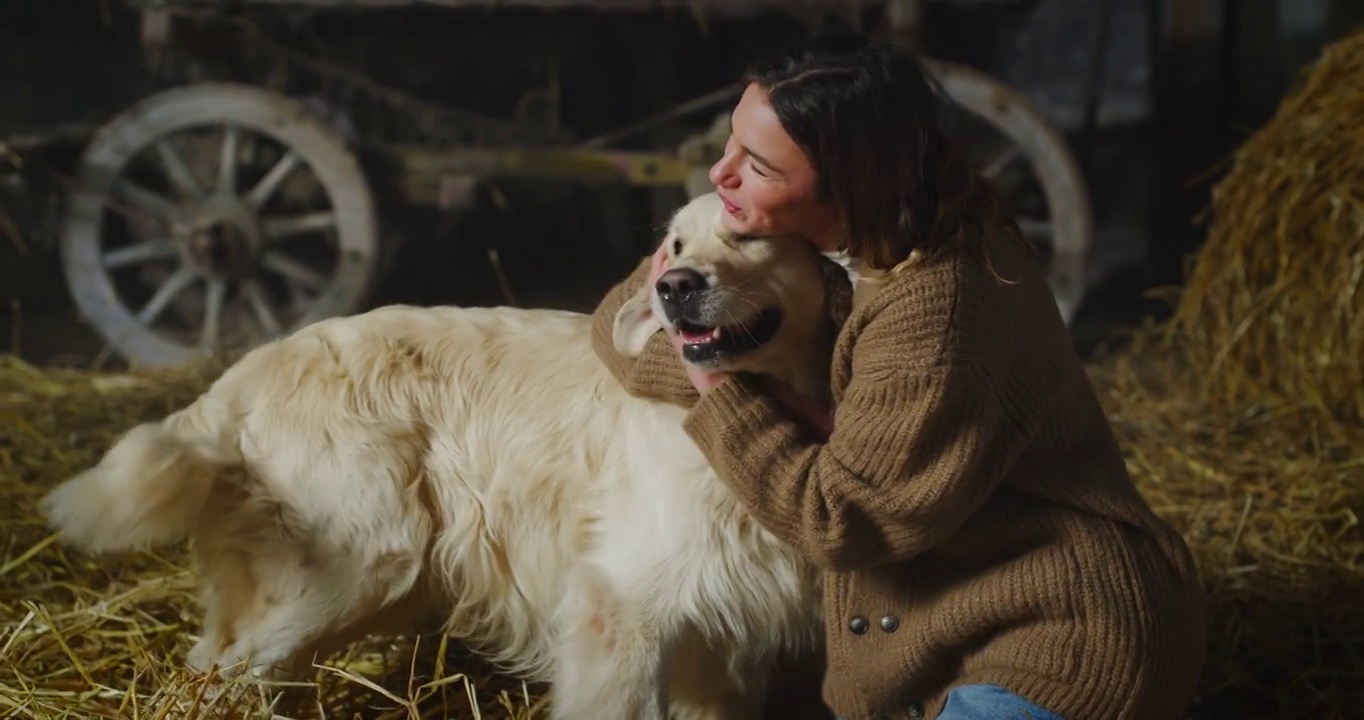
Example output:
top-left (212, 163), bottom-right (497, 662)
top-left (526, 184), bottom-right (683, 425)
top-left (672, 238), bottom-right (683, 255)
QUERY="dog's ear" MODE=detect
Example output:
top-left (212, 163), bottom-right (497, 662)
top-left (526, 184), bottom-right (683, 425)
top-left (611, 283), bottom-right (663, 358)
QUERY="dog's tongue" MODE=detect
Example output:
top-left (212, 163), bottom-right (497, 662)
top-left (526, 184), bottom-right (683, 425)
top-left (680, 326), bottom-right (723, 344)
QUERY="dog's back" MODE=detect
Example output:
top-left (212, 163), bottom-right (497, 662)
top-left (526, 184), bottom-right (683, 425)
top-left (223, 303), bottom-right (690, 672)
top-left (43, 302), bottom-right (672, 674)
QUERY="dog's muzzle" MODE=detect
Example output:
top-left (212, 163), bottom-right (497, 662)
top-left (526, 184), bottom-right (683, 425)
top-left (653, 267), bottom-right (783, 364)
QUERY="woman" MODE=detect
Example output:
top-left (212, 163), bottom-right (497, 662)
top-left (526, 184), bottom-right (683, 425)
top-left (589, 34), bottom-right (1207, 720)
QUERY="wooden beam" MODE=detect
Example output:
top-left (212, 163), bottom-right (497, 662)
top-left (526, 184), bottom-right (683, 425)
top-left (1147, 0), bottom-right (1230, 287)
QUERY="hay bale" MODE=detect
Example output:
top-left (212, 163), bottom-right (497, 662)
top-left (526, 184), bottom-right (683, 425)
top-left (1170, 28), bottom-right (1364, 422)
top-left (1090, 327), bottom-right (1364, 720)
top-left (0, 355), bottom-right (545, 719)
top-left (1160, 26), bottom-right (1364, 716)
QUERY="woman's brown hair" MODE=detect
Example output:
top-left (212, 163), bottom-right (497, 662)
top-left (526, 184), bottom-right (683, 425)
top-left (743, 34), bottom-right (1024, 271)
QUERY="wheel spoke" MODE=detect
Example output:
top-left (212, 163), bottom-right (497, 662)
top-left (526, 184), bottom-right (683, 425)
top-left (155, 138), bottom-right (205, 199)
top-left (136, 265), bottom-right (199, 325)
top-left (113, 179), bottom-right (178, 221)
top-left (244, 151), bottom-right (300, 208)
top-left (261, 251), bottom-right (330, 292)
top-left (981, 146), bottom-right (1021, 180)
top-left (240, 279), bottom-right (282, 335)
top-left (1017, 218), bottom-right (1052, 240)
top-left (218, 125), bottom-right (240, 194)
top-left (102, 239), bottom-right (177, 269)
top-left (263, 211), bottom-right (336, 240)
top-left (200, 278), bottom-right (227, 351)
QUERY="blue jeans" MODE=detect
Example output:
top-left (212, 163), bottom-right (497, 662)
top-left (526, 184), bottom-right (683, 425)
top-left (838, 683), bottom-right (1065, 720)
top-left (937, 684), bottom-right (1065, 719)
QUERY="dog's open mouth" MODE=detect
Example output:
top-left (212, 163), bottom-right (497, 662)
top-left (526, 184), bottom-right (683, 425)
top-left (674, 308), bottom-right (783, 364)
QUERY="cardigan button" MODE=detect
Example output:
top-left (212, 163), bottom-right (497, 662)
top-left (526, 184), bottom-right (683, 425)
top-left (848, 615), bottom-right (870, 634)
top-left (879, 613), bottom-right (900, 632)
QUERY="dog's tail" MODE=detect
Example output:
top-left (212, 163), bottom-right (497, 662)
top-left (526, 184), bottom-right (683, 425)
top-left (39, 397), bottom-right (241, 554)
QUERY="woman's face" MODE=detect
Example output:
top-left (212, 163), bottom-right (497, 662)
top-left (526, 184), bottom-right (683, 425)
top-left (708, 83), bottom-right (842, 250)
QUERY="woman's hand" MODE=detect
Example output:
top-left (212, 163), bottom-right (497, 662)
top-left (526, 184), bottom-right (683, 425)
top-left (646, 238), bottom-right (730, 395)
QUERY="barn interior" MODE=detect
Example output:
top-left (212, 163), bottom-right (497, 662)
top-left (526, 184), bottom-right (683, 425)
top-left (1, 1), bottom-right (1362, 719)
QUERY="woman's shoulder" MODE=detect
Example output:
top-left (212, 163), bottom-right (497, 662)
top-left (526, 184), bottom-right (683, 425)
top-left (848, 229), bottom-right (1071, 375)
top-left (839, 251), bottom-right (964, 376)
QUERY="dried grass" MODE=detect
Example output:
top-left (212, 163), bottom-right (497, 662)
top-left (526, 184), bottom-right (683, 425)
top-left (2, 329), bottom-right (1360, 719)
top-left (1090, 326), bottom-right (1364, 720)
top-left (1129, 28), bottom-right (1364, 717)
top-left (0, 355), bottom-right (548, 719)
top-left (1171, 27), bottom-right (1364, 423)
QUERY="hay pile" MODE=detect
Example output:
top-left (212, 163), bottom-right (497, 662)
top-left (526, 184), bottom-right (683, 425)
top-left (0, 356), bottom-right (546, 719)
top-left (1113, 27), bottom-right (1364, 717)
top-left (1090, 329), bottom-right (1364, 720)
top-left (1172, 27), bottom-right (1364, 423)
top-left (6, 337), bottom-right (1360, 720)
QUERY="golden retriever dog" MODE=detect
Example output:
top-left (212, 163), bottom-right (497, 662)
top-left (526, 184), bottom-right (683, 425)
top-left (39, 192), bottom-right (835, 720)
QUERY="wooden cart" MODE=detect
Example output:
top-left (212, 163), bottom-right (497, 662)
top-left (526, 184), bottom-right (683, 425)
top-left (52, 0), bottom-right (1094, 368)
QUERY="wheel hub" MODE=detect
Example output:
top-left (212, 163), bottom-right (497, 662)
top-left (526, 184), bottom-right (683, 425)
top-left (181, 195), bottom-right (264, 280)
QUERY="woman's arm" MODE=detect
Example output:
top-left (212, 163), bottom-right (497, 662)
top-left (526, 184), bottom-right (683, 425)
top-left (681, 309), bottom-right (1017, 571)
top-left (589, 257), bottom-right (701, 408)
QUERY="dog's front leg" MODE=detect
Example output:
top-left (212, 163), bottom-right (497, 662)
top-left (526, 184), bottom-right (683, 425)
top-left (549, 564), bottom-right (672, 720)
top-left (666, 637), bottom-right (774, 720)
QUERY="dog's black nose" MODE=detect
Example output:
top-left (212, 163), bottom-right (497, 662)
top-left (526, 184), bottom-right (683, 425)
top-left (655, 268), bottom-right (707, 308)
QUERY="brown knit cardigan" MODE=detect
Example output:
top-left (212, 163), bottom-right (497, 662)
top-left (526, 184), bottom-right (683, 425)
top-left (588, 231), bottom-right (1207, 720)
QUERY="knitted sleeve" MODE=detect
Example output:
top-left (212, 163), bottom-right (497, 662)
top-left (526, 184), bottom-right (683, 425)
top-left (680, 309), bottom-right (1012, 570)
top-left (589, 257), bottom-right (701, 408)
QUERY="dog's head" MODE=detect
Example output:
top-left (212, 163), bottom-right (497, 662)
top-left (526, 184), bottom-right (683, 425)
top-left (612, 192), bottom-right (830, 383)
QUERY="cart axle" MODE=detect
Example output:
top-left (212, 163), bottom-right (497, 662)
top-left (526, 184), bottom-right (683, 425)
top-left (384, 144), bottom-right (693, 206)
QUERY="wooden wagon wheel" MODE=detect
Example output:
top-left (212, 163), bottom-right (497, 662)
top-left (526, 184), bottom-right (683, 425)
top-left (924, 58), bottom-right (1094, 325)
top-left (677, 61), bottom-right (1094, 326)
top-left (60, 82), bottom-right (381, 369)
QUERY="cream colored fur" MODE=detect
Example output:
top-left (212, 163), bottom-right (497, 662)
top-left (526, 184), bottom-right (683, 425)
top-left (40, 192), bottom-right (833, 720)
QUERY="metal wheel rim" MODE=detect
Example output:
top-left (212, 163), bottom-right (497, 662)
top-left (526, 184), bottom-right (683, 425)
top-left (60, 82), bottom-right (380, 369)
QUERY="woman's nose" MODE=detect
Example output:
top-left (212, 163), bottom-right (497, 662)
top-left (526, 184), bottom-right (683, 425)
top-left (708, 152), bottom-right (739, 189)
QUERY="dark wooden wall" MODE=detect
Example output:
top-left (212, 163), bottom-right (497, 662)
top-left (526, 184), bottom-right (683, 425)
top-left (1149, 0), bottom-right (1356, 289)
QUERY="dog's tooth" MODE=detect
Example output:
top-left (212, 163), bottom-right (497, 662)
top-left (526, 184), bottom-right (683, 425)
top-left (711, 326), bottom-right (723, 340)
